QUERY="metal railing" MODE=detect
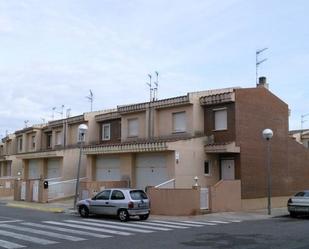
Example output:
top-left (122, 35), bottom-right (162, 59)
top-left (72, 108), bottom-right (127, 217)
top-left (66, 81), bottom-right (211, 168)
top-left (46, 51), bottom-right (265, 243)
top-left (154, 179), bottom-right (175, 189)
top-left (47, 177), bottom-right (86, 200)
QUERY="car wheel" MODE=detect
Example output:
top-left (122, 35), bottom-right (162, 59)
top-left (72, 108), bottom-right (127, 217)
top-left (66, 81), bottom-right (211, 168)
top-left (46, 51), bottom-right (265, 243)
top-left (139, 213), bottom-right (149, 220)
top-left (79, 205), bottom-right (89, 218)
top-left (118, 209), bottom-right (129, 222)
top-left (290, 211), bottom-right (297, 218)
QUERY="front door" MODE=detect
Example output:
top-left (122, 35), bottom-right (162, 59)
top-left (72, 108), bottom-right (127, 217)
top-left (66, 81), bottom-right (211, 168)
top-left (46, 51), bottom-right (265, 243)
top-left (89, 189), bottom-right (111, 214)
top-left (32, 180), bottom-right (39, 202)
top-left (221, 159), bottom-right (235, 180)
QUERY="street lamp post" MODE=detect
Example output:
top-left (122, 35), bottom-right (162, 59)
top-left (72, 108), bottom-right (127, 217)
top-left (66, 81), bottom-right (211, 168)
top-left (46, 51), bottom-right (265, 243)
top-left (73, 124), bottom-right (88, 209)
top-left (262, 128), bottom-right (273, 215)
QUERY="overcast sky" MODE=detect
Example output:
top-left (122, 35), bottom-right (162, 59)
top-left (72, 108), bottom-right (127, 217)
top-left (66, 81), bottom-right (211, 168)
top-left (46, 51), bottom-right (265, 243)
top-left (0, 0), bottom-right (308, 137)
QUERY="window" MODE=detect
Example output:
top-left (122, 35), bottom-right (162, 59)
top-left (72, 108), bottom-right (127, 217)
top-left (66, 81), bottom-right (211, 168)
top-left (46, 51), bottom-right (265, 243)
top-left (130, 190), bottom-right (148, 200)
top-left (214, 108), bottom-right (227, 131)
top-left (204, 161), bottom-right (211, 176)
top-left (18, 137), bottom-right (23, 152)
top-left (6, 162), bottom-right (12, 177)
top-left (95, 190), bottom-right (111, 200)
top-left (128, 118), bottom-right (139, 137)
top-left (31, 135), bottom-right (35, 149)
top-left (172, 112), bottom-right (186, 133)
top-left (56, 131), bottom-right (62, 145)
top-left (47, 133), bottom-right (52, 148)
top-left (111, 190), bottom-right (125, 200)
top-left (102, 123), bottom-right (111, 141)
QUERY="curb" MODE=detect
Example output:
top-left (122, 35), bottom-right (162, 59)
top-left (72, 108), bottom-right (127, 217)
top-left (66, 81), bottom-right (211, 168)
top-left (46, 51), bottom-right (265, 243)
top-left (6, 203), bottom-right (65, 213)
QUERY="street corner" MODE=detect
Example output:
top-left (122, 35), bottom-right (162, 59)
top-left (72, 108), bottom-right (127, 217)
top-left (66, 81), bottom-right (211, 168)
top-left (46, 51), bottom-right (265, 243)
top-left (6, 201), bottom-right (65, 213)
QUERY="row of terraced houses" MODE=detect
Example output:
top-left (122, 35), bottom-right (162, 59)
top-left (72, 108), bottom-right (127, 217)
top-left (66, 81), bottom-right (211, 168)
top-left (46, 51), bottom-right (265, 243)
top-left (1, 77), bottom-right (309, 215)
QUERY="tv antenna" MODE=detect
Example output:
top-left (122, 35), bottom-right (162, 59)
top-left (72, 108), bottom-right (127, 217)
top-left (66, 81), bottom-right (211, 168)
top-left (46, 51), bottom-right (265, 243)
top-left (256, 48), bottom-right (268, 84)
top-left (146, 74), bottom-right (153, 101)
top-left (153, 71), bottom-right (159, 101)
top-left (66, 108), bottom-right (71, 118)
top-left (86, 90), bottom-right (94, 112)
top-left (52, 107), bottom-right (56, 120)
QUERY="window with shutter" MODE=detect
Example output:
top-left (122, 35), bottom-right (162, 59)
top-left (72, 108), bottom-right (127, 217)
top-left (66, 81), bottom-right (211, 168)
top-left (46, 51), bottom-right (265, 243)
top-left (128, 118), bottom-right (139, 137)
top-left (214, 108), bottom-right (227, 130)
top-left (172, 112), bottom-right (186, 133)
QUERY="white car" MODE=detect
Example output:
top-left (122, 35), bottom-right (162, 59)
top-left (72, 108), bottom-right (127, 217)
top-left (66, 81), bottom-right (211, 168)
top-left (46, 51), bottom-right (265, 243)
top-left (287, 190), bottom-right (309, 217)
top-left (76, 188), bottom-right (150, 222)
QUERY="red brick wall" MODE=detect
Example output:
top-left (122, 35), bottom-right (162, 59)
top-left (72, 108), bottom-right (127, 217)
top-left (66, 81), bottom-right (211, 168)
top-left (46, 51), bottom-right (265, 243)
top-left (235, 88), bottom-right (291, 199)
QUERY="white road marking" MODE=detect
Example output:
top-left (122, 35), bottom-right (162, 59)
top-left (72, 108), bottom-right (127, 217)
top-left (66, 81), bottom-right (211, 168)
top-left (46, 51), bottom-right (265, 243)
top-left (43, 221), bottom-right (132, 236)
top-left (206, 220), bottom-right (230, 224)
top-left (181, 220), bottom-right (217, 226)
top-left (21, 222), bottom-right (111, 239)
top-left (149, 220), bottom-right (203, 227)
top-left (84, 219), bottom-right (171, 231)
top-left (0, 224), bottom-right (85, 242)
top-left (0, 220), bottom-right (23, 224)
top-left (64, 220), bottom-right (153, 233)
top-left (0, 239), bottom-right (25, 249)
top-left (0, 229), bottom-right (57, 245)
top-left (135, 221), bottom-right (189, 229)
top-left (225, 220), bottom-right (242, 223)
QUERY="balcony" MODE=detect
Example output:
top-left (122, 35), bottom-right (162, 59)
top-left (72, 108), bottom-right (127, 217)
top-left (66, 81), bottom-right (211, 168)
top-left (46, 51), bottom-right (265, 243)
top-left (200, 91), bottom-right (235, 106)
top-left (205, 141), bottom-right (240, 153)
top-left (83, 141), bottom-right (168, 155)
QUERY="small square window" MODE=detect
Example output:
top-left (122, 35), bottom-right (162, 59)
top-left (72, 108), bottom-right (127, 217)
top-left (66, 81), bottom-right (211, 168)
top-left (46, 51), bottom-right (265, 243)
top-left (204, 161), bottom-right (211, 176)
top-left (102, 123), bottom-right (111, 141)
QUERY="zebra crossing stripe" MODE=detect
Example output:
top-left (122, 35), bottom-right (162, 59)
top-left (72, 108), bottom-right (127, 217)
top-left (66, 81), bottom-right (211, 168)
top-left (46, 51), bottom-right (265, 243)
top-left (181, 221), bottom-right (217, 226)
top-left (225, 220), bottom-right (242, 223)
top-left (149, 220), bottom-right (203, 227)
top-left (0, 229), bottom-right (57, 245)
top-left (0, 224), bottom-right (85, 242)
top-left (43, 221), bottom-right (132, 236)
top-left (0, 220), bottom-right (23, 224)
top-left (0, 239), bottom-right (25, 249)
top-left (21, 222), bottom-right (111, 239)
top-left (206, 220), bottom-right (229, 224)
top-left (64, 220), bottom-right (153, 234)
top-left (83, 219), bottom-right (171, 231)
top-left (134, 221), bottom-right (189, 229)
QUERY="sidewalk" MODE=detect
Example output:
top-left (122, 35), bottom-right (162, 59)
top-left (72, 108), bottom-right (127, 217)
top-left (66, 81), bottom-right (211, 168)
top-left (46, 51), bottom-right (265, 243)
top-left (0, 196), bottom-right (289, 220)
top-left (0, 197), bottom-right (76, 214)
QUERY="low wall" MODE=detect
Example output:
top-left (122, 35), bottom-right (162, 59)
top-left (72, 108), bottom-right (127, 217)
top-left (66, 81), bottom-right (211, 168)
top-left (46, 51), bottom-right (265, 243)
top-left (147, 188), bottom-right (200, 216)
top-left (210, 180), bottom-right (241, 212)
top-left (241, 196), bottom-right (290, 210)
top-left (0, 178), bottom-right (15, 197)
top-left (80, 180), bottom-right (129, 199)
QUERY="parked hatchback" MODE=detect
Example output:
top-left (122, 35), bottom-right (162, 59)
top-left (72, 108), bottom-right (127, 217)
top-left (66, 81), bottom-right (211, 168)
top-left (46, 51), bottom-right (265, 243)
top-left (77, 188), bottom-right (150, 221)
top-left (287, 190), bottom-right (309, 217)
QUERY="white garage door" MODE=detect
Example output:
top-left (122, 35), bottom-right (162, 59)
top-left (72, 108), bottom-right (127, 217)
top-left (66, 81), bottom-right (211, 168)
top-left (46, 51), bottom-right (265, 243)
top-left (28, 159), bottom-right (40, 179)
top-left (47, 158), bottom-right (61, 179)
top-left (96, 157), bottom-right (121, 181)
top-left (136, 154), bottom-right (168, 190)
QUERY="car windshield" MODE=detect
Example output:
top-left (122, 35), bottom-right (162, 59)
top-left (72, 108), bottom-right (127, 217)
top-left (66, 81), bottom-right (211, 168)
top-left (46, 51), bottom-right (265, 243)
top-left (295, 192), bottom-right (306, 197)
top-left (130, 190), bottom-right (148, 200)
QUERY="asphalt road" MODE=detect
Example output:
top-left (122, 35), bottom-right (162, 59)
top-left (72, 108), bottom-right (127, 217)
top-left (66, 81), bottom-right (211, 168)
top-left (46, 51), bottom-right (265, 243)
top-left (0, 203), bottom-right (308, 249)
